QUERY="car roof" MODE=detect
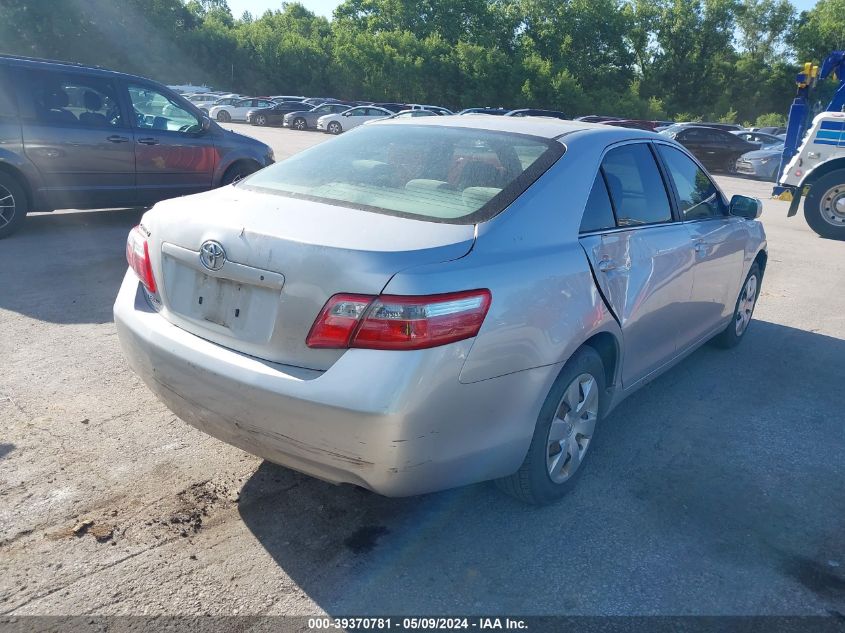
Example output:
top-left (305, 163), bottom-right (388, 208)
top-left (0, 53), bottom-right (164, 86)
top-left (371, 114), bottom-right (658, 142)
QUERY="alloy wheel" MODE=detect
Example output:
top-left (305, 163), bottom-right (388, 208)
top-left (735, 274), bottom-right (758, 336)
top-left (0, 184), bottom-right (16, 230)
top-left (294, 118), bottom-right (306, 130)
top-left (546, 373), bottom-right (598, 484)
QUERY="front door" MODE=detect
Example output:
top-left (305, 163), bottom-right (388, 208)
top-left (14, 68), bottom-right (136, 209)
top-left (655, 143), bottom-right (748, 346)
top-left (124, 82), bottom-right (217, 205)
top-left (578, 142), bottom-right (696, 387)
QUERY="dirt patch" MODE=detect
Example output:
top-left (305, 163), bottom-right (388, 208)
top-left (157, 480), bottom-right (235, 538)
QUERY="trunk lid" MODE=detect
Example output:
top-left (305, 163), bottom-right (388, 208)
top-left (143, 186), bottom-right (475, 370)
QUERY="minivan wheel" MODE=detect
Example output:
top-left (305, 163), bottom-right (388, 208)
top-left (216, 110), bottom-right (231, 123)
top-left (496, 346), bottom-right (605, 505)
top-left (327, 121), bottom-right (342, 135)
top-left (711, 262), bottom-right (761, 349)
top-left (293, 117), bottom-right (307, 131)
top-left (220, 162), bottom-right (259, 186)
top-left (0, 173), bottom-right (28, 239)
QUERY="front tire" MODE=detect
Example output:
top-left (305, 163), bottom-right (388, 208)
top-left (711, 262), bottom-right (761, 349)
top-left (254, 114), bottom-right (267, 126)
top-left (216, 110), bottom-right (231, 123)
top-left (0, 172), bottom-right (29, 239)
top-left (327, 121), bottom-right (342, 135)
top-left (220, 162), bottom-right (259, 186)
top-left (496, 346), bottom-right (605, 505)
top-left (803, 169), bottom-right (845, 240)
top-left (293, 117), bottom-right (307, 131)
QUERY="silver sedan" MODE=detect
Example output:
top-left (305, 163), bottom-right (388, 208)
top-left (114, 117), bottom-right (767, 504)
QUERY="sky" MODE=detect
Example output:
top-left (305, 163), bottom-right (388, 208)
top-left (228, 0), bottom-right (340, 19)
top-left (227, 0), bottom-right (821, 20)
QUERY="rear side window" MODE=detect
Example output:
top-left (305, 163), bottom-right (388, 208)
top-left (657, 145), bottom-right (727, 220)
top-left (15, 69), bottom-right (123, 128)
top-left (601, 144), bottom-right (672, 226)
top-left (0, 69), bottom-right (18, 119)
top-left (580, 172), bottom-right (616, 233)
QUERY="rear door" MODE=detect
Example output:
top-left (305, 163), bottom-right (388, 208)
top-left (578, 142), bottom-right (696, 387)
top-left (14, 67), bottom-right (136, 209)
top-left (655, 143), bottom-right (747, 347)
top-left (124, 81), bottom-right (217, 205)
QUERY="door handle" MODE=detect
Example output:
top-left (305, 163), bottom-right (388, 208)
top-left (598, 257), bottom-right (618, 273)
top-left (106, 135), bottom-right (130, 143)
top-left (137, 137), bottom-right (159, 145)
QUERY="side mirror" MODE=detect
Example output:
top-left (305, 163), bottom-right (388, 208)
top-left (201, 115), bottom-right (212, 132)
top-left (729, 194), bottom-right (762, 220)
top-left (342, 112), bottom-right (350, 117)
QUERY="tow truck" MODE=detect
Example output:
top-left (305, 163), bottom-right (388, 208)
top-left (774, 52), bottom-right (845, 239)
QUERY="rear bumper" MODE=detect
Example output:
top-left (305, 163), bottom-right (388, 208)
top-left (114, 273), bottom-right (553, 496)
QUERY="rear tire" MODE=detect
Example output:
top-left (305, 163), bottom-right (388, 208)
top-left (496, 346), bottom-right (605, 505)
top-left (293, 117), bottom-right (307, 131)
top-left (803, 170), bottom-right (845, 240)
top-left (711, 262), bottom-right (761, 349)
top-left (216, 110), bottom-right (231, 123)
top-left (0, 172), bottom-right (28, 239)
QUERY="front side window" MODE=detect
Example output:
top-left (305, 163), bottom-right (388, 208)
top-left (657, 145), bottom-right (726, 220)
top-left (16, 69), bottom-right (122, 128)
top-left (601, 144), bottom-right (672, 226)
top-left (242, 125), bottom-right (563, 224)
top-left (127, 84), bottom-right (201, 133)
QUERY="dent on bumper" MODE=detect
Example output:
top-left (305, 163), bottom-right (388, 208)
top-left (113, 273), bottom-right (555, 496)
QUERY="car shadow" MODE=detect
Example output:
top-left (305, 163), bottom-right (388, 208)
top-left (0, 208), bottom-right (145, 324)
top-left (237, 320), bottom-right (845, 615)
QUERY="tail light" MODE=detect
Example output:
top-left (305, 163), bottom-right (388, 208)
top-left (307, 290), bottom-right (492, 351)
top-left (126, 225), bottom-right (157, 294)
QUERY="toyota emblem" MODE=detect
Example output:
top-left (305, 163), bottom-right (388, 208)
top-left (199, 240), bottom-right (226, 271)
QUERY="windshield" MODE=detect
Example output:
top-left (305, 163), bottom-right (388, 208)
top-left (660, 124), bottom-right (685, 136)
top-left (242, 124), bottom-right (563, 224)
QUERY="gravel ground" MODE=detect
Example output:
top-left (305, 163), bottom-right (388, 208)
top-left (1, 124), bottom-right (844, 617)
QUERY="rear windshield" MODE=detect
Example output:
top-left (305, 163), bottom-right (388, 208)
top-left (241, 125), bottom-right (563, 224)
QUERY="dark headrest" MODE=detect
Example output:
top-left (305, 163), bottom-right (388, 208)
top-left (83, 90), bottom-right (102, 111)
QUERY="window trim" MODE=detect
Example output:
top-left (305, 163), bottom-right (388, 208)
top-left (652, 140), bottom-right (730, 224)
